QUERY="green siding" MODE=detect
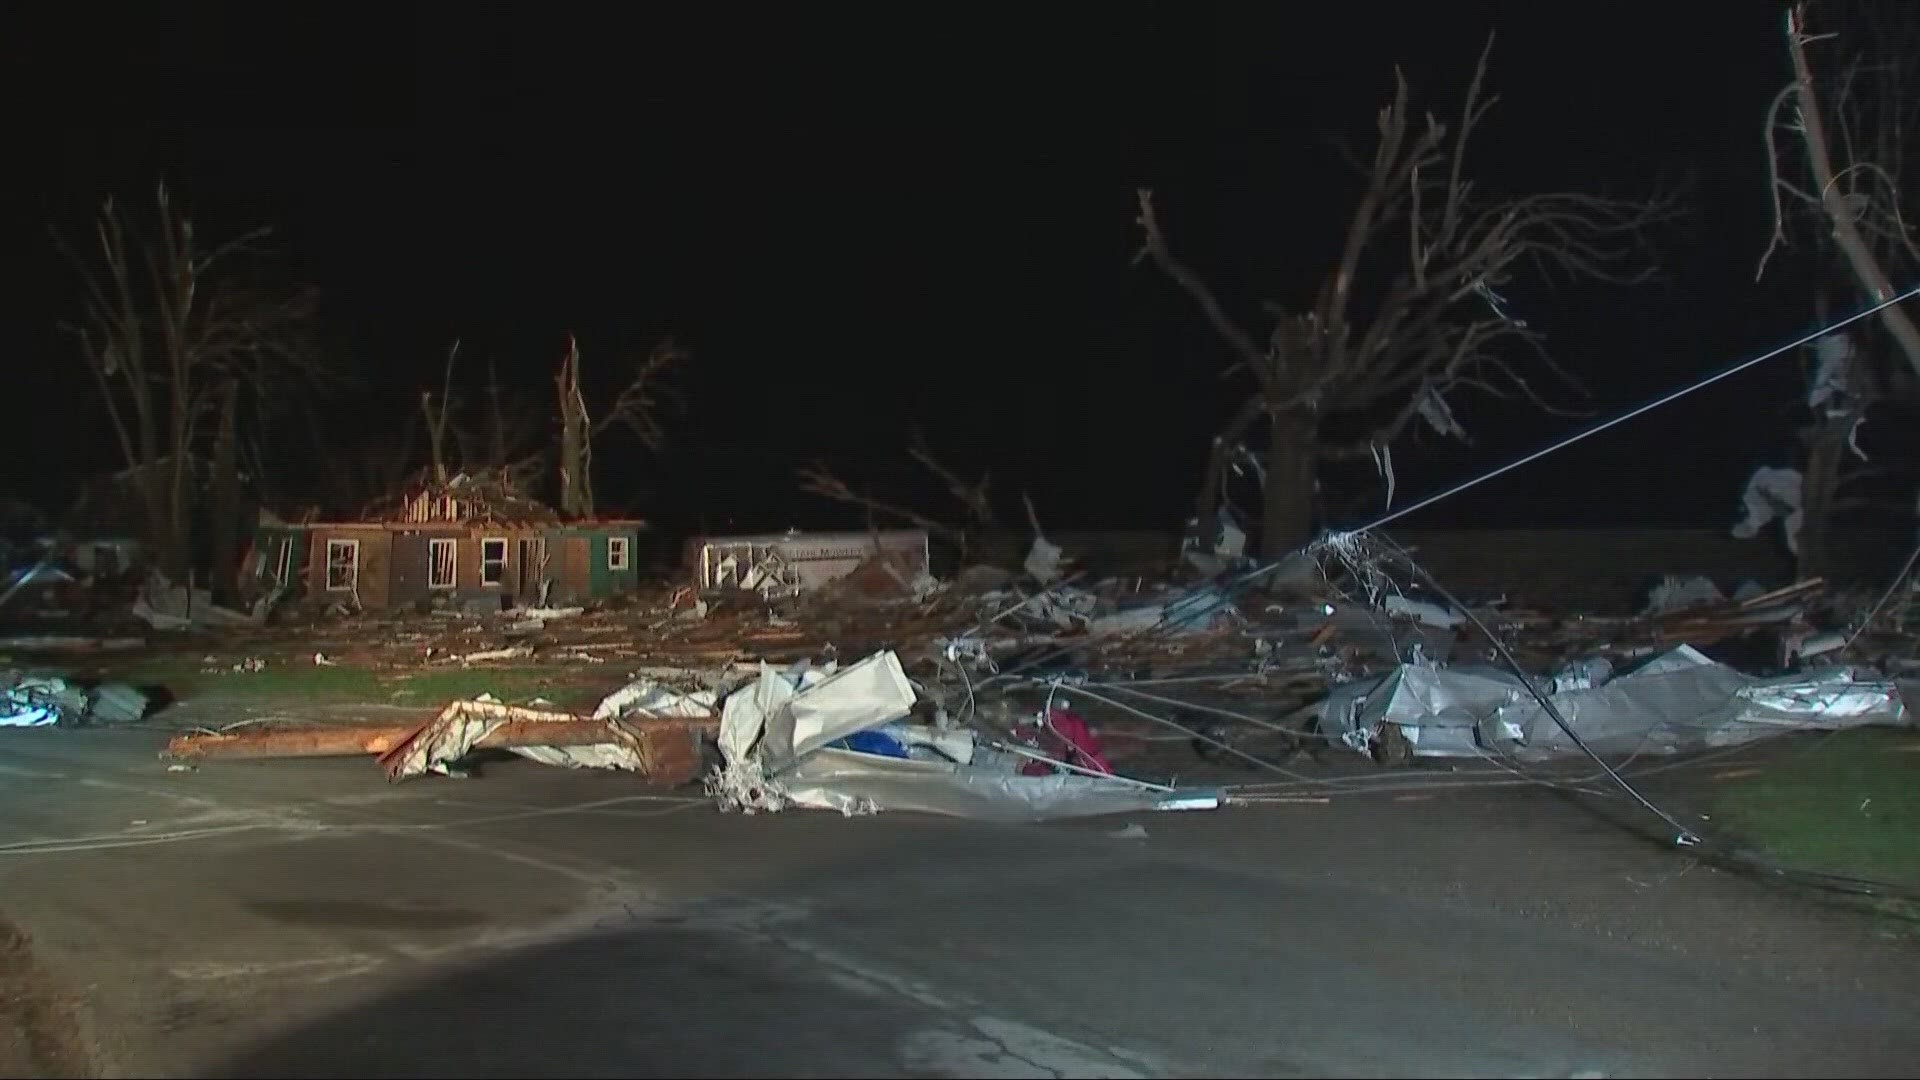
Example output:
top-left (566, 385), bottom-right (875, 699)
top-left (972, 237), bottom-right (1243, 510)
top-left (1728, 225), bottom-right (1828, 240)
top-left (590, 528), bottom-right (641, 596)
top-left (551, 526), bottom-right (641, 597)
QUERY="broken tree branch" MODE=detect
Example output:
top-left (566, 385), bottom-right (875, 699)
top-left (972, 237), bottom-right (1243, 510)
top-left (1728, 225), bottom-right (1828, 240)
top-left (908, 428), bottom-right (995, 525)
top-left (1777, 3), bottom-right (1920, 378)
top-left (796, 462), bottom-right (963, 540)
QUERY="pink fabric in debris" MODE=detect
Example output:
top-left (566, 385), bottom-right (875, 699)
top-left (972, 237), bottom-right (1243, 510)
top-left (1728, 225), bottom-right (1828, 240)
top-left (1018, 707), bottom-right (1114, 776)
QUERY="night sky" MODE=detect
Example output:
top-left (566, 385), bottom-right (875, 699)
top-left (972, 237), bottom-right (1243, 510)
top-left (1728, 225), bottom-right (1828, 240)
top-left (4, 3), bottom-right (1846, 533)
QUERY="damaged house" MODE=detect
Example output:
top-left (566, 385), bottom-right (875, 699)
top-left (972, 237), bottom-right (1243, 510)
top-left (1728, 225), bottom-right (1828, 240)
top-left (257, 477), bottom-right (643, 611)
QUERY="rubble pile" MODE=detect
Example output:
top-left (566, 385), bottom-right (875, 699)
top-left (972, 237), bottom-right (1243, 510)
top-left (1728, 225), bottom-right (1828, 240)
top-left (126, 528), bottom-right (1916, 821)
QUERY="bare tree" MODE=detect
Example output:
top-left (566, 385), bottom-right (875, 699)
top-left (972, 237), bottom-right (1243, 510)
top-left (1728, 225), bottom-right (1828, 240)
top-left (797, 435), bottom-right (999, 558)
top-left (481, 358), bottom-right (550, 492)
top-left (555, 335), bottom-right (683, 518)
top-left (420, 341), bottom-right (461, 485)
top-left (1137, 38), bottom-right (1668, 555)
top-left (1757, 1), bottom-right (1920, 576)
top-left (57, 185), bottom-right (317, 576)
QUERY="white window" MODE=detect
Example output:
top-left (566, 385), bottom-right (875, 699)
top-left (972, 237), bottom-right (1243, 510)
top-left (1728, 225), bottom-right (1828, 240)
top-left (428, 538), bottom-right (457, 590)
top-left (274, 540), bottom-right (295, 586)
top-left (607, 535), bottom-right (630, 571)
top-left (480, 538), bottom-right (507, 586)
top-left (325, 539), bottom-right (359, 592)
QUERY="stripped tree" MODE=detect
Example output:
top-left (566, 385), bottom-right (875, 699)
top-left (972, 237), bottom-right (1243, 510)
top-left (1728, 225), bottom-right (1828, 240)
top-left (555, 334), bottom-right (683, 518)
top-left (57, 185), bottom-right (317, 580)
top-left (415, 343), bottom-right (549, 497)
top-left (419, 340), bottom-right (462, 485)
top-left (1137, 38), bottom-right (1668, 555)
top-left (1756, 1), bottom-right (1920, 576)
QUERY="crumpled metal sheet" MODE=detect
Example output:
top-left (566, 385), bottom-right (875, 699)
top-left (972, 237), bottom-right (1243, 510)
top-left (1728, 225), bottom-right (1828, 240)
top-left (756, 651), bottom-right (917, 775)
top-left (779, 748), bottom-right (1206, 822)
top-left (710, 649), bottom-right (1218, 820)
top-left (1321, 646), bottom-right (1907, 761)
top-left (591, 679), bottom-right (716, 721)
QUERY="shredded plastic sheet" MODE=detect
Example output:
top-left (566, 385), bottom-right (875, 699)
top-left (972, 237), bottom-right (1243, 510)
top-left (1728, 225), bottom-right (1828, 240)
top-left (1320, 645), bottom-right (1907, 762)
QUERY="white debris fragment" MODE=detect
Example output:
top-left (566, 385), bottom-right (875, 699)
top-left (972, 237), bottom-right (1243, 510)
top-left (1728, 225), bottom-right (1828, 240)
top-left (1383, 594), bottom-right (1464, 629)
top-left (1732, 466), bottom-right (1805, 555)
top-left (1024, 537), bottom-right (1065, 584)
top-left (1643, 575), bottom-right (1724, 616)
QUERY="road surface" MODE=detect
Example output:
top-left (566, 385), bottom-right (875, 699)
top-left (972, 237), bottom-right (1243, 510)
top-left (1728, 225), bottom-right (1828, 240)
top-left (0, 726), bottom-right (1914, 1078)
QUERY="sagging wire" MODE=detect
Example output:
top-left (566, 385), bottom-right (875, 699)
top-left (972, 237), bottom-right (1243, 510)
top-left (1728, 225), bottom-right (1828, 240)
top-left (1383, 544), bottom-right (1699, 846)
top-left (1842, 527), bottom-right (1920, 652)
top-left (1051, 682), bottom-right (1319, 783)
top-left (0, 551), bottom-right (61, 613)
top-left (1382, 538), bottom-right (1920, 900)
top-left (989, 740), bottom-right (1175, 791)
top-left (981, 284), bottom-right (1920, 692)
top-left (1351, 283), bottom-right (1920, 539)
top-left (1094, 681), bottom-right (1335, 742)
top-left (1225, 734), bottom-right (1791, 798)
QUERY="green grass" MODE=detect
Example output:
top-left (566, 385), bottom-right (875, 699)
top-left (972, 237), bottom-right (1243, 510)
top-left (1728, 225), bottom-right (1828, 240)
top-left (1710, 729), bottom-right (1920, 889)
top-left (41, 655), bottom-right (617, 710)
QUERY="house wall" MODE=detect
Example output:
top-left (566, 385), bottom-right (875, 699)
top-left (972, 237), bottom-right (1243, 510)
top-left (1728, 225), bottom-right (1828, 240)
top-left (545, 527), bottom-right (640, 599)
top-left (383, 528), bottom-right (528, 610)
top-left (252, 527), bottom-right (307, 592)
top-left (457, 530), bottom-right (527, 594)
top-left (309, 527), bottom-right (392, 608)
top-left (585, 528), bottom-right (641, 597)
top-left (388, 531), bottom-right (436, 605)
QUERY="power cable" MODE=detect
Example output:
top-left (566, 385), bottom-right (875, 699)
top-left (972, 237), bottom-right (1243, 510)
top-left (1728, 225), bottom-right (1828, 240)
top-left (976, 285), bottom-right (1920, 688)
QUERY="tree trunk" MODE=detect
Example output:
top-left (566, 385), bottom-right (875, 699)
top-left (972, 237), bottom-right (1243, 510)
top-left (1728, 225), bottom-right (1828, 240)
top-left (422, 391), bottom-right (450, 485)
top-left (1261, 410), bottom-right (1318, 557)
top-left (1796, 415), bottom-right (1852, 580)
top-left (556, 340), bottom-right (593, 519)
top-left (166, 444), bottom-right (192, 580)
top-left (559, 412), bottom-right (588, 517)
top-left (135, 394), bottom-right (169, 577)
top-left (210, 381), bottom-right (241, 602)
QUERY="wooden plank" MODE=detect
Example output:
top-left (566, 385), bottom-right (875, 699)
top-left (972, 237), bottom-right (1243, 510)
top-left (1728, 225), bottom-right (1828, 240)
top-left (165, 713), bottom-right (717, 760)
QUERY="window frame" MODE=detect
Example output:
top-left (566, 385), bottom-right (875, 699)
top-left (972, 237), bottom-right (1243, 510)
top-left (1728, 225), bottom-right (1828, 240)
top-left (427, 537), bottom-right (458, 590)
top-left (325, 539), bottom-right (360, 592)
top-left (480, 537), bottom-right (507, 587)
top-left (607, 535), bottom-right (630, 571)
top-left (274, 539), bottom-right (295, 586)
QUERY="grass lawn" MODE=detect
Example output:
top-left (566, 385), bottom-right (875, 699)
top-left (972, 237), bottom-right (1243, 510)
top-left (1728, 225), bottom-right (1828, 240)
top-left (1710, 728), bottom-right (1920, 890)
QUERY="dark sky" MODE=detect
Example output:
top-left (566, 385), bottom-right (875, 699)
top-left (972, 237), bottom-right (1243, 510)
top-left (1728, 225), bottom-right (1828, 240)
top-left (4, 2), bottom-right (1835, 532)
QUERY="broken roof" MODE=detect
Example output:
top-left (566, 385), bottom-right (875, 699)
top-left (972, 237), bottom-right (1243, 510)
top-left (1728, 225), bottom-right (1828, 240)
top-left (362, 472), bottom-right (561, 527)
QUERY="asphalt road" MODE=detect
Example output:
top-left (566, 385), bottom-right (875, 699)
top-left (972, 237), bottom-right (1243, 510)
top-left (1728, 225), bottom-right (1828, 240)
top-left (0, 727), bottom-right (1915, 1078)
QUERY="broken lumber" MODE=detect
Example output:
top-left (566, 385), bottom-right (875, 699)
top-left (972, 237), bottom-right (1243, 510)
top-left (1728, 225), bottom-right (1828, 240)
top-left (167, 719), bottom-right (643, 759)
top-left (165, 706), bottom-right (717, 787)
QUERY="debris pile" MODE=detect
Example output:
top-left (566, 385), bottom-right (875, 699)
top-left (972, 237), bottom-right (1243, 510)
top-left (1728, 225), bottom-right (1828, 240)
top-left (24, 523), bottom-right (1902, 824)
top-left (0, 673), bottom-right (149, 727)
